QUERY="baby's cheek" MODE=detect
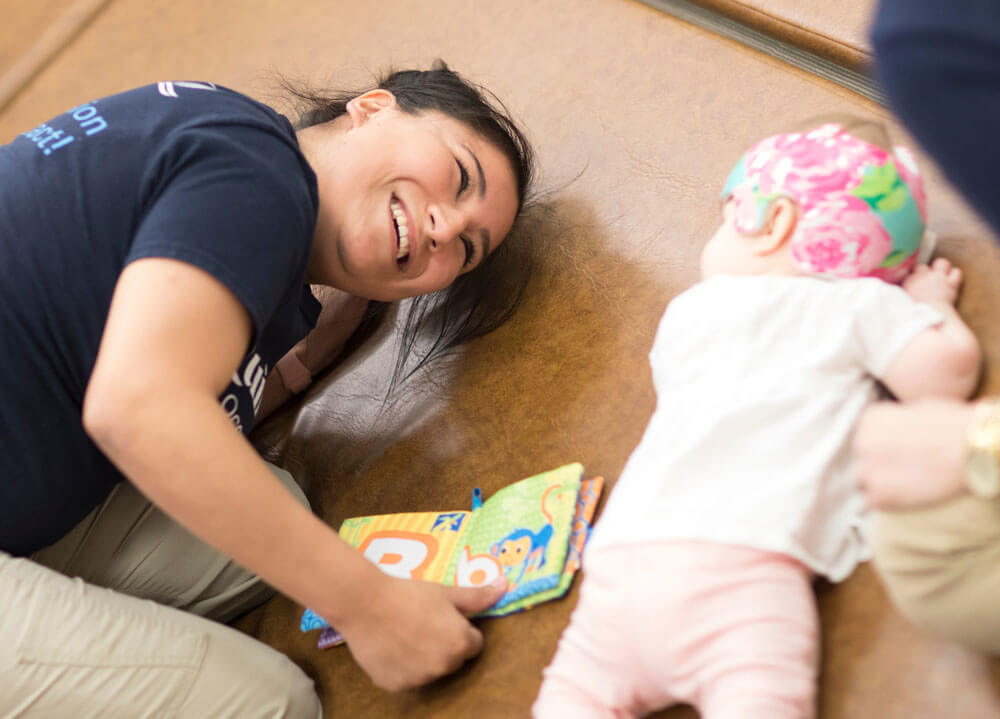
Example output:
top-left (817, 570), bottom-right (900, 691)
top-left (699, 241), bottom-right (718, 276)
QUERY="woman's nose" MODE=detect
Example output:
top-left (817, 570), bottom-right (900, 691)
top-left (427, 204), bottom-right (464, 249)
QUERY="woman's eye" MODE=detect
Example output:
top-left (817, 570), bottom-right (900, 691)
top-left (456, 158), bottom-right (470, 197)
top-left (461, 236), bottom-right (475, 267)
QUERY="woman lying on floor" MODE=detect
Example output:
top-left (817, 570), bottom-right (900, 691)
top-left (0, 62), bottom-right (535, 718)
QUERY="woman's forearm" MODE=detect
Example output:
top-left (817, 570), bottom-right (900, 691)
top-left (85, 384), bottom-right (380, 625)
top-left (85, 381), bottom-right (509, 692)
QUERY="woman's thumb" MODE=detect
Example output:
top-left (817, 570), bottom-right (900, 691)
top-left (444, 577), bottom-right (508, 615)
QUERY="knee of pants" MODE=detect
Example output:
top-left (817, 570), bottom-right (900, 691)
top-left (1, 552), bottom-right (322, 719)
top-left (872, 495), bottom-right (1000, 652)
top-left (276, 665), bottom-right (322, 719)
top-left (216, 658), bottom-right (321, 719)
top-left (186, 630), bottom-right (322, 719)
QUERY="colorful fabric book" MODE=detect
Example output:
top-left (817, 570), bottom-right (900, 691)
top-left (300, 463), bottom-right (603, 649)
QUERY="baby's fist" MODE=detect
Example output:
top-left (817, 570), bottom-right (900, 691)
top-left (903, 257), bottom-right (963, 305)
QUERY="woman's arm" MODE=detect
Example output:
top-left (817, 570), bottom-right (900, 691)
top-left (83, 258), bottom-right (504, 690)
top-left (857, 260), bottom-right (982, 509)
top-left (257, 286), bottom-right (370, 420)
top-left (854, 399), bottom-right (972, 509)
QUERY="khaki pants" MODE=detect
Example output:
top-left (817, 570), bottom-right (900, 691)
top-left (0, 464), bottom-right (322, 719)
top-left (872, 493), bottom-right (1000, 653)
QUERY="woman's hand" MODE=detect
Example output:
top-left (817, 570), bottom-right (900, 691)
top-left (334, 572), bottom-right (507, 691)
top-left (257, 287), bottom-right (370, 419)
top-left (853, 399), bottom-right (972, 509)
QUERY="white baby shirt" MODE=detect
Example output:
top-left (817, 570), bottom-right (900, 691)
top-left (588, 274), bottom-right (943, 581)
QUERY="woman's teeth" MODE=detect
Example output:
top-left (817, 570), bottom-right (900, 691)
top-left (391, 199), bottom-right (409, 262)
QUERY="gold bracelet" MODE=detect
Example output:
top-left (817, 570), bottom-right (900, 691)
top-left (965, 397), bottom-right (1000, 499)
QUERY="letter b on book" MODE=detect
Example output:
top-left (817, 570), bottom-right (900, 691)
top-left (455, 547), bottom-right (503, 587)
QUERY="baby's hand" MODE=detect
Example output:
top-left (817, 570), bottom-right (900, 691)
top-left (902, 257), bottom-right (963, 305)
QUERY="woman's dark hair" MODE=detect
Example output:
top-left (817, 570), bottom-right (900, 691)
top-left (282, 61), bottom-right (537, 394)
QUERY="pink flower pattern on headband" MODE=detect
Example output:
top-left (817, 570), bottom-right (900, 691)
top-left (754, 126), bottom-right (887, 204)
top-left (795, 197), bottom-right (892, 278)
top-left (799, 238), bottom-right (848, 272)
top-left (867, 255), bottom-right (918, 284)
top-left (892, 145), bottom-right (927, 221)
top-left (725, 123), bottom-right (925, 282)
top-left (729, 185), bottom-right (762, 233)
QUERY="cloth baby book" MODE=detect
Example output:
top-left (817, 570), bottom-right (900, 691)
top-left (300, 463), bottom-right (603, 649)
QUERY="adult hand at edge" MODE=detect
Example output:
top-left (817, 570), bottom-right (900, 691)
top-left (854, 398), bottom-right (972, 510)
top-left (337, 572), bottom-right (507, 692)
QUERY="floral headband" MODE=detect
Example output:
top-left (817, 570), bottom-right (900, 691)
top-left (721, 123), bottom-right (927, 282)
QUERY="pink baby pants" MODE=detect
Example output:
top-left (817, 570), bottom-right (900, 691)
top-left (534, 541), bottom-right (819, 719)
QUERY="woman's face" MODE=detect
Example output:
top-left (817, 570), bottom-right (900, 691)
top-left (307, 91), bottom-right (519, 301)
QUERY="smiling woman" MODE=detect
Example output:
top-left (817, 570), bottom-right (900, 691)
top-left (298, 92), bottom-right (519, 300)
top-left (0, 61), bottom-right (536, 718)
top-left (283, 61), bottom-right (538, 392)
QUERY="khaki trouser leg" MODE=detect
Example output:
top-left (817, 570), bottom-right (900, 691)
top-left (871, 493), bottom-right (1000, 653)
top-left (1, 463), bottom-right (322, 718)
top-left (31, 463), bottom-right (308, 623)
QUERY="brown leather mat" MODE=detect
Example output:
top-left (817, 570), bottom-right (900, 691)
top-left (0, 0), bottom-right (112, 113)
top-left (3, 0), bottom-right (1000, 717)
top-left (0, 0), bottom-right (79, 82)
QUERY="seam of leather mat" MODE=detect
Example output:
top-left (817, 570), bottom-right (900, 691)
top-left (637, 0), bottom-right (885, 105)
top-left (0, 0), bottom-right (115, 114)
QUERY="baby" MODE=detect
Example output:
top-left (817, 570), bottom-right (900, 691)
top-left (534, 119), bottom-right (981, 719)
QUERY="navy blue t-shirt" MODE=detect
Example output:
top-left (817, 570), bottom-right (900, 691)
top-left (872, 0), bottom-right (1000, 239)
top-left (0, 82), bottom-right (321, 555)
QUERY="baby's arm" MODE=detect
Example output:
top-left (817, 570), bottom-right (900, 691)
top-left (880, 258), bottom-right (982, 401)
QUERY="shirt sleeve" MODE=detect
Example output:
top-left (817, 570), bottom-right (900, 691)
top-left (852, 280), bottom-right (944, 377)
top-left (871, 0), bottom-right (1000, 239)
top-left (127, 120), bottom-right (317, 340)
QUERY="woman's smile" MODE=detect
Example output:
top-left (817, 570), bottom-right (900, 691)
top-left (390, 196), bottom-right (411, 268)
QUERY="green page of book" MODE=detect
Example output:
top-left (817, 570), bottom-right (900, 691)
top-left (443, 463), bottom-right (583, 616)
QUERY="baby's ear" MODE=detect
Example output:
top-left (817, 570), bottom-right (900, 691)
top-left (751, 197), bottom-right (798, 255)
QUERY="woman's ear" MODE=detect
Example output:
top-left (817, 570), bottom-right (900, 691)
top-left (751, 197), bottom-right (798, 255)
top-left (344, 89), bottom-right (397, 128)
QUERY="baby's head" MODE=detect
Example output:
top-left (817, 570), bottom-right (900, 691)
top-left (701, 117), bottom-right (927, 282)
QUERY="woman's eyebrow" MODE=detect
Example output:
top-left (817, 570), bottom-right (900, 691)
top-left (463, 144), bottom-right (487, 199)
